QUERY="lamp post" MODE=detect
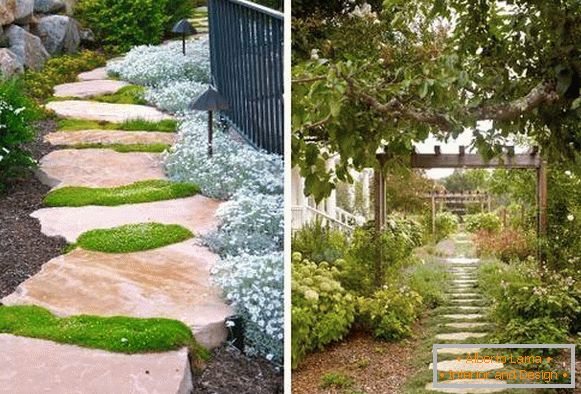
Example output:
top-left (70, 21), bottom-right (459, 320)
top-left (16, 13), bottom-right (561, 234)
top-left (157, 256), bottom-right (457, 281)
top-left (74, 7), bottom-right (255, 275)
top-left (172, 19), bottom-right (197, 55)
top-left (190, 86), bottom-right (229, 157)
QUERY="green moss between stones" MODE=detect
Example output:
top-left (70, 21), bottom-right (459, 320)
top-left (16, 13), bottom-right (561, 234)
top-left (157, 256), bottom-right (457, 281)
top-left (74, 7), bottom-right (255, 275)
top-left (0, 305), bottom-right (209, 358)
top-left (68, 142), bottom-right (171, 153)
top-left (92, 85), bottom-right (148, 105)
top-left (75, 223), bottom-right (194, 253)
top-left (44, 180), bottom-right (199, 207)
top-left (57, 118), bottom-right (177, 133)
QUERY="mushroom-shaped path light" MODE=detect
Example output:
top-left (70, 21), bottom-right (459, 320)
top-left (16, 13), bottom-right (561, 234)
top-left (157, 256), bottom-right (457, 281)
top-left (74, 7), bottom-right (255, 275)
top-left (172, 19), bottom-right (197, 55)
top-left (190, 86), bottom-right (229, 156)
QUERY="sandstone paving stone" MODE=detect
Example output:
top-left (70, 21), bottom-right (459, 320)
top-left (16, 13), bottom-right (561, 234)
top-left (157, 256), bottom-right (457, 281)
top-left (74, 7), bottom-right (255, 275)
top-left (445, 322), bottom-right (490, 329)
top-left (456, 306), bottom-right (481, 311)
top-left (2, 241), bottom-right (233, 349)
top-left (54, 79), bottom-right (129, 98)
top-left (437, 348), bottom-right (482, 355)
top-left (46, 100), bottom-right (173, 123)
top-left (0, 334), bottom-right (193, 394)
top-left (31, 195), bottom-right (221, 243)
top-left (453, 280), bottom-right (477, 284)
top-left (446, 257), bottom-right (480, 264)
top-left (449, 293), bottom-right (480, 298)
top-left (36, 149), bottom-right (166, 189)
top-left (442, 314), bottom-right (484, 320)
top-left (78, 66), bottom-right (108, 81)
top-left (425, 379), bottom-right (506, 393)
top-left (429, 360), bottom-right (504, 372)
top-left (45, 130), bottom-right (176, 146)
top-left (450, 299), bottom-right (483, 304)
top-left (435, 332), bottom-right (488, 341)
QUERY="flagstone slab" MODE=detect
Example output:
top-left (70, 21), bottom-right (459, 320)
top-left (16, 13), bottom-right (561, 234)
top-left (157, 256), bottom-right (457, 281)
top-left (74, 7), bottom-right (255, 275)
top-left (449, 293), bottom-right (480, 298)
top-left (2, 242), bottom-right (233, 349)
top-left (425, 379), bottom-right (506, 393)
top-left (46, 100), bottom-right (173, 123)
top-left (429, 360), bottom-right (504, 372)
top-left (37, 149), bottom-right (166, 189)
top-left (0, 334), bottom-right (192, 394)
top-left (78, 67), bottom-right (109, 81)
top-left (54, 80), bottom-right (130, 99)
top-left (450, 299), bottom-right (482, 304)
top-left (437, 347), bottom-right (482, 355)
top-left (445, 322), bottom-right (490, 329)
top-left (31, 195), bottom-right (220, 243)
top-left (45, 130), bottom-right (176, 146)
top-left (456, 306), bottom-right (481, 311)
top-left (446, 258), bottom-right (480, 264)
top-left (453, 280), bottom-right (477, 284)
top-left (442, 314), bottom-right (484, 320)
top-left (435, 332), bottom-right (488, 341)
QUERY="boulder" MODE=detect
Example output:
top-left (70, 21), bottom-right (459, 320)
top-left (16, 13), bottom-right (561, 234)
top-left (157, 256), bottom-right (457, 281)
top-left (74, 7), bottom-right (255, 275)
top-left (79, 27), bottom-right (94, 43)
top-left (0, 48), bottom-right (23, 77)
top-left (6, 24), bottom-right (49, 69)
top-left (34, 15), bottom-right (79, 54)
top-left (61, 0), bottom-right (75, 15)
top-left (34, 0), bottom-right (65, 14)
top-left (13, 0), bottom-right (33, 24)
top-left (0, 0), bottom-right (15, 25)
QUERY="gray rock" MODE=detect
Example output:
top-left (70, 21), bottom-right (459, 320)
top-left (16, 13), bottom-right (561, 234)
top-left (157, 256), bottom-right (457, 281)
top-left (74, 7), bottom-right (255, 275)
top-left (79, 27), bottom-right (94, 43)
top-left (0, 0), bottom-right (15, 26)
top-left (0, 48), bottom-right (23, 77)
top-left (5, 24), bottom-right (49, 69)
top-left (34, 0), bottom-right (65, 14)
top-left (34, 15), bottom-right (79, 55)
top-left (61, 0), bottom-right (75, 15)
top-left (14, 0), bottom-right (34, 24)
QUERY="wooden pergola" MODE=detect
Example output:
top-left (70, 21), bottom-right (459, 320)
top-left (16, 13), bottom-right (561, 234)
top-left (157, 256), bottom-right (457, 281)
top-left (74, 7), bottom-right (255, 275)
top-left (425, 191), bottom-right (492, 235)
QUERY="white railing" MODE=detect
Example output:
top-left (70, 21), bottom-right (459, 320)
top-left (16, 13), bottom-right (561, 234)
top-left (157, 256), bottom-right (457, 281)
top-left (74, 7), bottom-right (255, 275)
top-left (291, 205), bottom-right (355, 233)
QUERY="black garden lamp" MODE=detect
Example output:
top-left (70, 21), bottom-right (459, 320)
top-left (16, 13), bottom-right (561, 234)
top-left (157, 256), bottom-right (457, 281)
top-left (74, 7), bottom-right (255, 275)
top-left (190, 86), bottom-right (229, 157)
top-left (172, 19), bottom-right (197, 55)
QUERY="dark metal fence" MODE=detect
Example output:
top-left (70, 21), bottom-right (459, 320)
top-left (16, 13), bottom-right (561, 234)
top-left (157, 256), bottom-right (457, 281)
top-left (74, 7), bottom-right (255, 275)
top-left (208, 0), bottom-right (284, 154)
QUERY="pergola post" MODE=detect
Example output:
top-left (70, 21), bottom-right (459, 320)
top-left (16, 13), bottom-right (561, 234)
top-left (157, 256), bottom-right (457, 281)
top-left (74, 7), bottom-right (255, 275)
top-left (373, 152), bottom-right (388, 288)
top-left (431, 193), bottom-right (436, 238)
top-left (537, 159), bottom-right (548, 237)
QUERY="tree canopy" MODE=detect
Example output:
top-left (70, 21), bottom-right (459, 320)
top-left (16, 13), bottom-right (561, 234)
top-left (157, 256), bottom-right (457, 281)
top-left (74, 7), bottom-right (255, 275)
top-left (292, 0), bottom-right (581, 201)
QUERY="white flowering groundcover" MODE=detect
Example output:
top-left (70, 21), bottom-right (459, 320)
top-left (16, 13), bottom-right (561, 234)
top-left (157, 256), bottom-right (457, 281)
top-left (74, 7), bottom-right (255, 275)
top-left (109, 38), bottom-right (284, 362)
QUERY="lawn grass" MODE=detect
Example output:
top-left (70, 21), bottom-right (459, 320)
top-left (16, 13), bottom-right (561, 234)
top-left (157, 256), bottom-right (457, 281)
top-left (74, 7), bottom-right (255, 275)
top-left (76, 223), bottom-right (194, 253)
top-left (68, 143), bottom-right (171, 153)
top-left (57, 118), bottom-right (177, 133)
top-left (44, 180), bottom-right (199, 207)
top-left (92, 85), bottom-right (148, 105)
top-left (0, 305), bottom-right (208, 358)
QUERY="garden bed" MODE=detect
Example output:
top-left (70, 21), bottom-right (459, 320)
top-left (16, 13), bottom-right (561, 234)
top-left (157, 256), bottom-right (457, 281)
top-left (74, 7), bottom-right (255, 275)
top-left (0, 119), bottom-right (67, 298)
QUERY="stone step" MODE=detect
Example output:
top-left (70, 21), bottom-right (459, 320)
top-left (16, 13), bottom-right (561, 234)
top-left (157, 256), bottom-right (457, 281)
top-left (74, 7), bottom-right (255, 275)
top-left (437, 347), bottom-right (482, 355)
top-left (0, 334), bottom-right (193, 394)
top-left (31, 195), bottom-right (220, 243)
top-left (54, 80), bottom-right (130, 99)
top-left (425, 379), bottom-right (506, 393)
top-left (435, 332), bottom-right (488, 341)
top-left (45, 130), bottom-right (176, 147)
top-left (429, 359), bottom-right (503, 372)
top-left (442, 314), bottom-right (484, 320)
top-left (445, 258), bottom-right (480, 265)
top-left (78, 67), bottom-right (109, 81)
top-left (2, 241), bottom-right (233, 349)
top-left (444, 322), bottom-right (490, 329)
top-left (46, 101), bottom-right (173, 123)
top-left (452, 280), bottom-right (477, 284)
top-left (37, 149), bottom-right (166, 190)
top-left (448, 293), bottom-right (480, 298)
top-left (449, 299), bottom-right (483, 304)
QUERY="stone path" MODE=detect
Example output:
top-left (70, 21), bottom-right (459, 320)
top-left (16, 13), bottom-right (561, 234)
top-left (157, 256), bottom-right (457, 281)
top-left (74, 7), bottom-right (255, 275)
top-left (1, 65), bottom-right (230, 392)
top-left (424, 234), bottom-right (507, 393)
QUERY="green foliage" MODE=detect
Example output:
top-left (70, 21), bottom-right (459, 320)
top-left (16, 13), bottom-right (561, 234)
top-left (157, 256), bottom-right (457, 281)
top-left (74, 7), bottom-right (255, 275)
top-left (441, 169), bottom-right (490, 193)
top-left (319, 372), bottom-right (354, 389)
top-left (165, 0), bottom-right (196, 33)
top-left (478, 259), bottom-right (581, 347)
top-left (408, 263), bottom-right (448, 309)
top-left (291, 253), bottom-right (356, 368)
top-left (0, 305), bottom-right (207, 357)
top-left (57, 118), bottom-right (177, 132)
top-left (358, 285), bottom-right (423, 341)
top-left (434, 212), bottom-right (458, 242)
top-left (291, 220), bottom-right (348, 263)
top-left (44, 180), bottom-right (199, 207)
top-left (23, 51), bottom-right (106, 100)
top-left (69, 143), bottom-right (170, 153)
top-left (92, 85), bottom-right (148, 105)
top-left (465, 212), bottom-right (501, 233)
top-left (0, 79), bottom-right (40, 191)
top-left (75, 0), bottom-right (169, 53)
top-left (473, 228), bottom-right (535, 263)
top-left (76, 223), bottom-right (193, 253)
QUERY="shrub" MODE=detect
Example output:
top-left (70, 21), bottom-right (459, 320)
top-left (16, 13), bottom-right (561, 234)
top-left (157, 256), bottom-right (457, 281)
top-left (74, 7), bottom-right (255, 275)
top-left (107, 38), bottom-right (210, 86)
top-left (203, 191), bottom-right (283, 256)
top-left (291, 254), bottom-right (356, 368)
top-left (0, 79), bottom-right (40, 191)
top-left (75, 0), bottom-right (168, 53)
top-left (474, 228), bottom-right (534, 263)
top-left (165, 115), bottom-right (284, 200)
top-left (291, 220), bottom-right (348, 264)
top-left (465, 212), bottom-right (502, 233)
top-left (211, 252), bottom-right (283, 363)
top-left (358, 284), bottom-right (423, 341)
top-left (408, 263), bottom-right (449, 308)
top-left (434, 211), bottom-right (459, 241)
top-left (165, 0), bottom-right (196, 34)
top-left (23, 50), bottom-right (106, 100)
